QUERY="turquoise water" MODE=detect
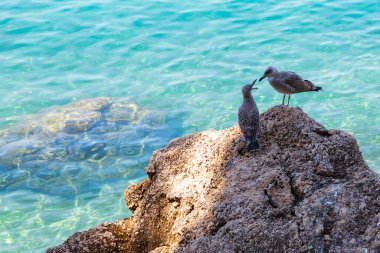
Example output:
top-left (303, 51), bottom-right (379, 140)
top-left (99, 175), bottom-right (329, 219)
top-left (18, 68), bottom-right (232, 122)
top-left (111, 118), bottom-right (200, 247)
top-left (0, 0), bottom-right (379, 252)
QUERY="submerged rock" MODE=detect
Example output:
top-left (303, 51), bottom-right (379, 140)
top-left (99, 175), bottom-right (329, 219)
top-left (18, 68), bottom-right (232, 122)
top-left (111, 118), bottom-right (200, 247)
top-left (0, 97), bottom-right (173, 196)
top-left (47, 107), bottom-right (380, 253)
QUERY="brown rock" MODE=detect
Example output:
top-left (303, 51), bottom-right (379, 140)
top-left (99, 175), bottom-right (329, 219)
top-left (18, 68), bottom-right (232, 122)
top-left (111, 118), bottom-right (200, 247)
top-left (47, 106), bottom-right (380, 253)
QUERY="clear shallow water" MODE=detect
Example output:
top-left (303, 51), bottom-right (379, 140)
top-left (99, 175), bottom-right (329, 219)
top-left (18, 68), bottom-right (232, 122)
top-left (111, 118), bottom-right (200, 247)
top-left (0, 0), bottom-right (379, 252)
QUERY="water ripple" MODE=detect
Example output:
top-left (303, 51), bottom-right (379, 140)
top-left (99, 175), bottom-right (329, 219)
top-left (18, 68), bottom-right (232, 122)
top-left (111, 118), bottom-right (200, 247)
top-left (0, 0), bottom-right (380, 252)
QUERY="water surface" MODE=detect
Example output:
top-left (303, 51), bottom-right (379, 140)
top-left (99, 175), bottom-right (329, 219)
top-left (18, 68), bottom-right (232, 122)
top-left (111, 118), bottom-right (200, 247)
top-left (0, 0), bottom-right (379, 252)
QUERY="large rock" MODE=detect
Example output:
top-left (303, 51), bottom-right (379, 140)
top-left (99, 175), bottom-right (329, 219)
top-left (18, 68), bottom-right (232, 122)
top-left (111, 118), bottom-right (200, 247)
top-left (47, 106), bottom-right (380, 253)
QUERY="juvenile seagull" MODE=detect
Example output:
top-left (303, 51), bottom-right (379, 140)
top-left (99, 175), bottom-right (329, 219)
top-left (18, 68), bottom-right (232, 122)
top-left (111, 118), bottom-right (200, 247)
top-left (259, 66), bottom-right (323, 106)
top-left (238, 79), bottom-right (260, 151)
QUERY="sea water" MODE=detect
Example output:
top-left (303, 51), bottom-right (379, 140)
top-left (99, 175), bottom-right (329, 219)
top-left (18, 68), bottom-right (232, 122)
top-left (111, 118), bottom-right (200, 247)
top-left (0, 0), bottom-right (379, 252)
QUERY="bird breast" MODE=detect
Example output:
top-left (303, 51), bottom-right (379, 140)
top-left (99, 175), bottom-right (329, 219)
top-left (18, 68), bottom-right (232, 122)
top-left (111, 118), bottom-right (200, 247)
top-left (240, 101), bottom-right (259, 116)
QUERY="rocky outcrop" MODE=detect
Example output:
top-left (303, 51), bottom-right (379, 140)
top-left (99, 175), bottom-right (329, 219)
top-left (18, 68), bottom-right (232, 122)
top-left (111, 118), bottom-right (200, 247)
top-left (47, 106), bottom-right (380, 253)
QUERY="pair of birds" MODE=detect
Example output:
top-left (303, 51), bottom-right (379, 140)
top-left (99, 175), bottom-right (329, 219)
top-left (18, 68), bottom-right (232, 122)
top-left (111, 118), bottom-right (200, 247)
top-left (238, 66), bottom-right (323, 151)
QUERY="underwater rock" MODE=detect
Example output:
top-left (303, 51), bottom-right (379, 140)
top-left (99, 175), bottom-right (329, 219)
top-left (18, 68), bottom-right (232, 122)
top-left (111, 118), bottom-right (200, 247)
top-left (47, 106), bottom-right (380, 253)
top-left (0, 97), bottom-right (170, 195)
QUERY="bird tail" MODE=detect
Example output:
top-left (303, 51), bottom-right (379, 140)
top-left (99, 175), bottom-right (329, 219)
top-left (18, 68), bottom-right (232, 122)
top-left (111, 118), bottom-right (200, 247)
top-left (305, 80), bottom-right (323, 92)
top-left (248, 138), bottom-right (260, 151)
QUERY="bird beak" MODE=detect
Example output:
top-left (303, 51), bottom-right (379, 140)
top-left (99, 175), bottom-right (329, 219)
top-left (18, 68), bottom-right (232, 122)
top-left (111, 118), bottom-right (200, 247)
top-left (250, 79), bottom-right (257, 90)
top-left (259, 76), bottom-right (266, 82)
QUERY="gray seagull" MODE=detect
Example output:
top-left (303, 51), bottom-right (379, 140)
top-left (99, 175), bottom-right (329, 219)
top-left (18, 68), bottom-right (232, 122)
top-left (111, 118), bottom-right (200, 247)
top-left (259, 66), bottom-right (323, 106)
top-left (238, 79), bottom-right (260, 151)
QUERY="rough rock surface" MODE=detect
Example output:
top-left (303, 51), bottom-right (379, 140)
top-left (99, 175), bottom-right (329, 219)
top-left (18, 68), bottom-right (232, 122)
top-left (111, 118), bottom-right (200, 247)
top-left (47, 106), bottom-right (380, 253)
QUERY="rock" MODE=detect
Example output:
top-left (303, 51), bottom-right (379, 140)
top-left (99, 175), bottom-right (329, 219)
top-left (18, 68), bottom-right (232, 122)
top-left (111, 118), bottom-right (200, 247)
top-left (0, 97), bottom-right (170, 196)
top-left (46, 107), bottom-right (380, 253)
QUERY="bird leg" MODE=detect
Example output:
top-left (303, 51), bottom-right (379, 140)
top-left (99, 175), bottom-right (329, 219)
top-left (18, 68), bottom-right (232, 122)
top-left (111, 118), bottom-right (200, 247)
top-left (287, 95), bottom-right (291, 106)
top-left (282, 94), bottom-right (286, 105)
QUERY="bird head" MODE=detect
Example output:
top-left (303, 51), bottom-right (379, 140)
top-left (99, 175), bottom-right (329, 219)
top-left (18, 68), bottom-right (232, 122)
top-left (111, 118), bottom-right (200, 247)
top-left (242, 79), bottom-right (257, 97)
top-left (259, 66), bottom-right (278, 82)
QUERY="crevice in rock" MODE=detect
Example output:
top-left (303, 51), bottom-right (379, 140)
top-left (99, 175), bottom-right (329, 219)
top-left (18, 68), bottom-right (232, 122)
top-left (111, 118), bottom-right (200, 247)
top-left (211, 218), bottom-right (227, 235)
top-left (168, 196), bottom-right (181, 203)
top-left (264, 189), bottom-right (278, 209)
top-left (294, 218), bottom-right (304, 246)
top-left (283, 169), bottom-right (304, 207)
top-left (314, 128), bottom-right (332, 137)
top-left (114, 240), bottom-right (121, 253)
top-left (146, 163), bottom-right (157, 179)
top-left (278, 149), bottom-right (304, 206)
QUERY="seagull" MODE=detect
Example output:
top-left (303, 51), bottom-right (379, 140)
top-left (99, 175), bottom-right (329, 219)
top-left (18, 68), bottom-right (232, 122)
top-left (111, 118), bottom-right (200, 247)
top-left (259, 66), bottom-right (323, 106)
top-left (238, 79), bottom-right (260, 151)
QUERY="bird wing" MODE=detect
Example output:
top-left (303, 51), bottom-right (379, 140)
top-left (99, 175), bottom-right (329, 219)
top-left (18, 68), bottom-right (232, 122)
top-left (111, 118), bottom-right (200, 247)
top-left (238, 105), bottom-right (258, 138)
top-left (238, 108), bottom-right (248, 134)
top-left (283, 72), bottom-right (314, 92)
